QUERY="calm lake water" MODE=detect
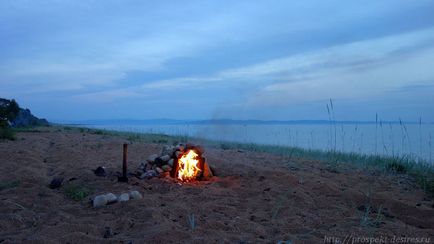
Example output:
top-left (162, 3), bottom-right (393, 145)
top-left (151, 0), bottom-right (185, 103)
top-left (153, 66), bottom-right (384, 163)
top-left (86, 123), bottom-right (434, 163)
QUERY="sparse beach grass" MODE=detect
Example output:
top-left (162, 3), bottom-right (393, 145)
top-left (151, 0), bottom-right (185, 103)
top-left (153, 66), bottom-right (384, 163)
top-left (63, 182), bottom-right (93, 201)
top-left (0, 126), bottom-right (16, 140)
top-left (0, 180), bottom-right (20, 191)
top-left (54, 125), bottom-right (434, 196)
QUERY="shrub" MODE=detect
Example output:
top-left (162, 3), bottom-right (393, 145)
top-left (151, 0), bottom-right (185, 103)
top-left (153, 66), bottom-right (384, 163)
top-left (0, 126), bottom-right (16, 140)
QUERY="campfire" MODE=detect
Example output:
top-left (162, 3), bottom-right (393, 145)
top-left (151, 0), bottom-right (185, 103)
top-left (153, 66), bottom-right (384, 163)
top-left (139, 143), bottom-right (213, 181)
top-left (175, 149), bottom-right (201, 181)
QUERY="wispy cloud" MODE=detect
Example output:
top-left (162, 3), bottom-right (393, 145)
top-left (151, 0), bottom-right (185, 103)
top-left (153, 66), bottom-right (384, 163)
top-left (104, 27), bottom-right (434, 106)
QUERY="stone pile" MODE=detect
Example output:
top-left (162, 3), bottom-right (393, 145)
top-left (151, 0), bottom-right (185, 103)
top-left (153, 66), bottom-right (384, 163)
top-left (93, 190), bottom-right (142, 208)
top-left (137, 143), bottom-right (213, 180)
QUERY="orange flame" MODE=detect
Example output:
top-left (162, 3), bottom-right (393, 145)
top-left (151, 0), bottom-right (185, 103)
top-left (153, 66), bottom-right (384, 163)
top-left (178, 150), bottom-right (201, 181)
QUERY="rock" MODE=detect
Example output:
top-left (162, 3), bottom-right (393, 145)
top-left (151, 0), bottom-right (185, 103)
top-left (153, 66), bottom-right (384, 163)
top-left (140, 170), bottom-right (157, 179)
top-left (118, 193), bottom-right (129, 202)
top-left (176, 145), bottom-right (185, 152)
top-left (146, 154), bottom-right (158, 164)
top-left (195, 145), bottom-right (204, 154)
top-left (155, 155), bottom-right (171, 166)
top-left (129, 190), bottom-right (142, 200)
top-left (159, 155), bottom-right (171, 162)
top-left (186, 143), bottom-right (195, 150)
top-left (105, 193), bottom-right (118, 204)
top-left (145, 163), bottom-right (153, 172)
top-left (93, 195), bottom-right (108, 208)
top-left (168, 159), bottom-right (174, 167)
top-left (155, 167), bottom-right (164, 174)
top-left (138, 162), bottom-right (146, 171)
top-left (49, 177), bottom-right (64, 189)
top-left (175, 151), bottom-right (183, 158)
top-left (103, 226), bottom-right (113, 238)
top-left (93, 166), bottom-right (107, 176)
top-left (202, 162), bottom-right (213, 179)
top-left (161, 145), bottom-right (175, 155)
top-left (162, 165), bottom-right (172, 172)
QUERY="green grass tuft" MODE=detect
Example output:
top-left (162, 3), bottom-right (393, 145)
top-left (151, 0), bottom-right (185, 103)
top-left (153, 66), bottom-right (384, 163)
top-left (0, 180), bottom-right (20, 190)
top-left (63, 183), bottom-right (92, 201)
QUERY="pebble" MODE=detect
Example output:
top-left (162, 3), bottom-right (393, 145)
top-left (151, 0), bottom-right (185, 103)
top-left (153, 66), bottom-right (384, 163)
top-left (49, 177), bottom-right (64, 189)
top-left (93, 166), bottom-right (107, 176)
top-left (129, 190), bottom-right (143, 200)
top-left (141, 170), bottom-right (157, 179)
top-left (118, 193), bottom-right (130, 202)
top-left (93, 195), bottom-right (108, 208)
top-left (105, 193), bottom-right (118, 204)
top-left (103, 227), bottom-right (113, 238)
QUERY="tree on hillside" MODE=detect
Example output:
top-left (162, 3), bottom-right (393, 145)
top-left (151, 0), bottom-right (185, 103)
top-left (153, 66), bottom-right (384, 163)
top-left (0, 99), bottom-right (20, 127)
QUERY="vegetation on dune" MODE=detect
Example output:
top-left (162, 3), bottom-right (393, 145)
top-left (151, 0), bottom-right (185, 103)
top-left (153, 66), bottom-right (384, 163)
top-left (17, 125), bottom-right (434, 196)
top-left (0, 98), bottom-right (49, 140)
top-left (63, 183), bottom-right (92, 201)
top-left (0, 99), bottom-right (20, 140)
top-left (0, 126), bottom-right (16, 140)
top-left (217, 141), bottom-right (434, 195)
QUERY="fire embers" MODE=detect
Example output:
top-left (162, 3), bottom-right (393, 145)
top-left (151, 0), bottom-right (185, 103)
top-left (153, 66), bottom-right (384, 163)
top-left (141, 143), bottom-right (213, 182)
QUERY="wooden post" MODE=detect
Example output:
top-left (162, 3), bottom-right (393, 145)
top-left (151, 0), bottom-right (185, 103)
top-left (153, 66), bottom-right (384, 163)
top-left (118, 143), bottom-right (129, 182)
top-left (123, 143), bottom-right (128, 178)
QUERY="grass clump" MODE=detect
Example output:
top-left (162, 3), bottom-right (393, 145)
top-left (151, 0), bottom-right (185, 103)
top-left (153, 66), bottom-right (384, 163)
top-left (0, 180), bottom-right (20, 190)
top-left (385, 161), bottom-right (410, 173)
top-left (0, 126), bottom-right (16, 140)
top-left (63, 183), bottom-right (92, 201)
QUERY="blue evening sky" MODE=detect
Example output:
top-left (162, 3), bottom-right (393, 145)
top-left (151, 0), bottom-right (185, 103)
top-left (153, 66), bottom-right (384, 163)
top-left (1, 1), bottom-right (434, 121)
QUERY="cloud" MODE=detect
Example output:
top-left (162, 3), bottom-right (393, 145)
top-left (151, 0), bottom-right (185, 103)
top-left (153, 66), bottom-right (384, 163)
top-left (112, 27), bottom-right (434, 107)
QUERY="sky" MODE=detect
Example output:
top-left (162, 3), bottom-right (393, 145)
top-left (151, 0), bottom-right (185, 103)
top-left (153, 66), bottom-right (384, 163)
top-left (1, 0), bottom-right (434, 122)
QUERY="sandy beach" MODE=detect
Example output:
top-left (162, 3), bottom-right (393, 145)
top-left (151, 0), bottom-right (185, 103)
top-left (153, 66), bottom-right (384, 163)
top-left (0, 127), bottom-right (433, 243)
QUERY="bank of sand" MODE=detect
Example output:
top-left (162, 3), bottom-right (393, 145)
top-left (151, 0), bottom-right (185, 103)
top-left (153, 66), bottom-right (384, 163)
top-left (0, 127), bottom-right (433, 243)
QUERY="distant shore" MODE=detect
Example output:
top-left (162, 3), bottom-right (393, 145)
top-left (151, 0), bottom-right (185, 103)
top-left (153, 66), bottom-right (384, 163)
top-left (53, 118), bottom-right (434, 126)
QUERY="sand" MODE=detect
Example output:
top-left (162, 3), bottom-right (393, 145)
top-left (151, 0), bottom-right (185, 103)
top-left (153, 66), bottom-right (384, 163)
top-left (0, 127), bottom-right (433, 243)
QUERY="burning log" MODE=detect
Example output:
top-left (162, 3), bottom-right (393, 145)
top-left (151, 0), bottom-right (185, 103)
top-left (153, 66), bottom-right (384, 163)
top-left (202, 161), bottom-right (213, 179)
